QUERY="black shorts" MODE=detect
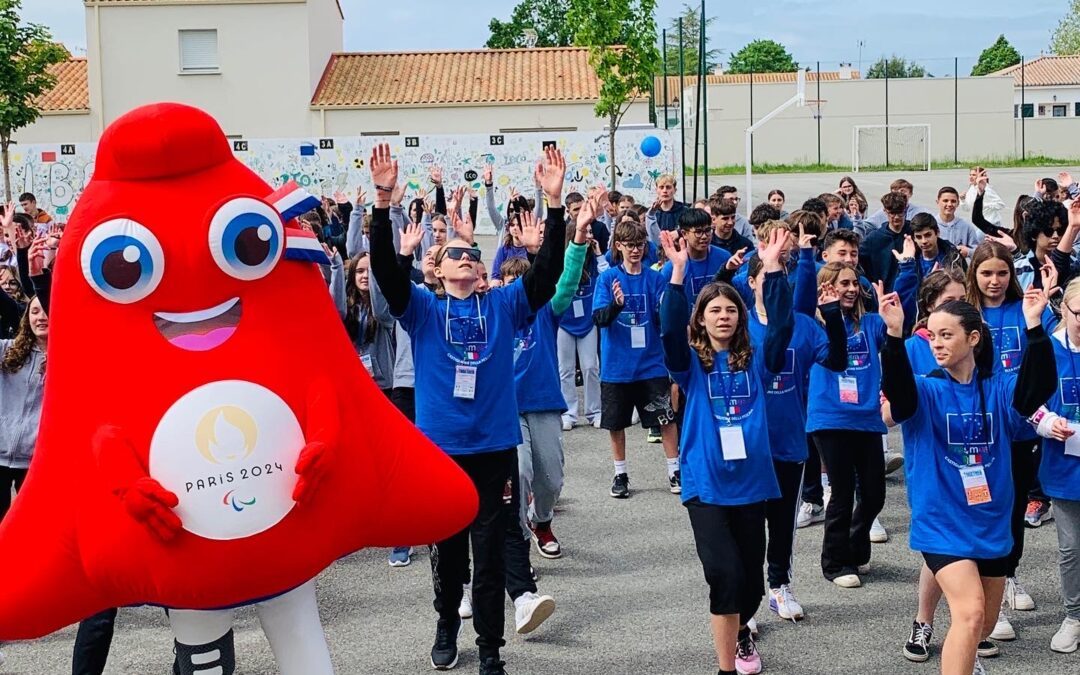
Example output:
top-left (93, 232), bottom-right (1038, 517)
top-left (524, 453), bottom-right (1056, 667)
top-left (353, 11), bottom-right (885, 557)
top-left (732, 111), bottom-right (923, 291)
top-left (600, 377), bottom-right (675, 430)
top-left (922, 552), bottom-right (1010, 578)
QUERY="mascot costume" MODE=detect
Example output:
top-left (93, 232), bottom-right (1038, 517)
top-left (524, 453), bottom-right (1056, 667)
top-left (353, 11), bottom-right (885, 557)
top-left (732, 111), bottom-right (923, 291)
top-left (0, 103), bottom-right (478, 674)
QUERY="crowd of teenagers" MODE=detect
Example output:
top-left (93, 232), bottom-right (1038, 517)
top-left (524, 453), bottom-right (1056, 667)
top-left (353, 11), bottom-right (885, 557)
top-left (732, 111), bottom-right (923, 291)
top-left (6, 156), bottom-right (1080, 675)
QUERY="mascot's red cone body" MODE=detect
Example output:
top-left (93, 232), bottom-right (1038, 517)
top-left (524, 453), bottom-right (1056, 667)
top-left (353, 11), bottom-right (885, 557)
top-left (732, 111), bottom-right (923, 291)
top-left (0, 103), bottom-right (478, 639)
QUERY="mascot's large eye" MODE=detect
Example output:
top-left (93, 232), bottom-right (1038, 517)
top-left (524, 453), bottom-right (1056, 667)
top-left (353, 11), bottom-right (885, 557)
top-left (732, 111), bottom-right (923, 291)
top-left (208, 198), bottom-right (283, 281)
top-left (81, 219), bottom-right (165, 304)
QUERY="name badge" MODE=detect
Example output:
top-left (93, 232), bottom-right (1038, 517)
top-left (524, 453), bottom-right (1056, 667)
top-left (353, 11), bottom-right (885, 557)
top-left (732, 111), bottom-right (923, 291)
top-left (839, 376), bottom-right (859, 404)
top-left (630, 325), bottom-right (647, 349)
top-left (361, 353), bottom-right (374, 375)
top-left (719, 425), bottom-right (747, 461)
top-left (960, 465), bottom-right (991, 506)
top-left (572, 299), bottom-right (584, 318)
top-left (453, 365), bottom-right (477, 400)
top-left (1066, 422), bottom-right (1080, 458)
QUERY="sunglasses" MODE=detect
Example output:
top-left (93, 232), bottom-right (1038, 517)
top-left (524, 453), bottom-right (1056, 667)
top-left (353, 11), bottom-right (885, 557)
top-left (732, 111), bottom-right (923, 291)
top-left (441, 246), bottom-right (481, 263)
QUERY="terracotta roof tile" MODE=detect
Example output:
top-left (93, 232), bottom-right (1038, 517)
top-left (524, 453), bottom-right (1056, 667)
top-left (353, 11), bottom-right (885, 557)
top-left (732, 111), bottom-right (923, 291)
top-left (312, 47), bottom-right (613, 107)
top-left (992, 55), bottom-right (1080, 87)
top-left (653, 71), bottom-right (859, 107)
top-left (36, 58), bottom-right (89, 112)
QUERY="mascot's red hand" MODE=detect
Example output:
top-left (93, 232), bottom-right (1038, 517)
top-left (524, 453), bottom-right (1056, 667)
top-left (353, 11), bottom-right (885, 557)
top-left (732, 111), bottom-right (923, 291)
top-left (120, 477), bottom-right (182, 542)
top-left (292, 379), bottom-right (340, 504)
top-left (293, 441), bottom-right (333, 504)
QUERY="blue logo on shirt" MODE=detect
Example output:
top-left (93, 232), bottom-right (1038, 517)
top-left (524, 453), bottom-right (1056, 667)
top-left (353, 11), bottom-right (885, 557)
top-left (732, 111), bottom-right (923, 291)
top-left (766, 348), bottom-right (796, 395)
top-left (689, 275), bottom-right (712, 297)
top-left (618, 294), bottom-right (650, 327)
top-left (990, 326), bottom-right (1021, 370)
top-left (847, 331), bottom-right (870, 369)
top-left (944, 412), bottom-right (996, 469)
top-left (447, 314), bottom-right (490, 364)
top-left (1060, 377), bottom-right (1080, 407)
top-left (708, 369), bottom-right (752, 422)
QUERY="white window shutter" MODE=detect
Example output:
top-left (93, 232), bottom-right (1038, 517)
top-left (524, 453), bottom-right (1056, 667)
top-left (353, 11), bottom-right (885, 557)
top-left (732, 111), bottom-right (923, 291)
top-left (179, 30), bottom-right (219, 72)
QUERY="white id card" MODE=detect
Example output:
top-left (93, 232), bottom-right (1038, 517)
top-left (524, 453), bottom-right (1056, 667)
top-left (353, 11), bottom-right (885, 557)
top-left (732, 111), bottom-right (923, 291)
top-left (630, 325), bottom-right (647, 349)
top-left (839, 376), bottom-right (859, 404)
top-left (572, 299), bottom-right (585, 318)
top-left (719, 425), bottom-right (747, 461)
top-left (361, 353), bottom-right (374, 375)
top-left (453, 365), bottom-right (477, 400)
top-left (960, 465), bottom-right (992, 506)
top-left (1066, 422), bottom-right (1080, 458)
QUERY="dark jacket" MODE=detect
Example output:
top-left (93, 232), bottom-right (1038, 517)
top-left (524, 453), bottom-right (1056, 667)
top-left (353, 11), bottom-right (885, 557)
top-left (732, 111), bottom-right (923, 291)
top-left (859, 221), bottom-right (912, 292)
top-left (712, 230), bottom-right (754, 257)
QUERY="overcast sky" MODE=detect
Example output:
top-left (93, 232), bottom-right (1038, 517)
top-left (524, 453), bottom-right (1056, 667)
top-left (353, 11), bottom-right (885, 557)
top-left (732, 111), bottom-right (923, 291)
top-left (22, 0), bottom-right (1068, 75)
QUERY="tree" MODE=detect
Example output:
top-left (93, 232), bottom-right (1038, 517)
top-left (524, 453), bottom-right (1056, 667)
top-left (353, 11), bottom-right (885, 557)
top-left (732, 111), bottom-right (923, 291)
top-left (486, 0), bottom-right (574, 49)
top-left (1051, 0), bottom-right (1080, 54)
top-left (0, 0), bottom-right (67, 201)
top-left (726, 40), bottom-right (798, 74)
top-left (865, 56), bottom-right (927, 79)
top-left (661, 3), bottom-right (721, 75)
top-left (568, 0), bottom-right (659, 189)
top-left (971, 35), bottom-right (1021, 75)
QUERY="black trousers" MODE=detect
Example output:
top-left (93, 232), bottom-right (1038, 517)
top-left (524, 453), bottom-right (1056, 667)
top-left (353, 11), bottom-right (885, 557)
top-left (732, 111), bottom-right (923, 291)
top-left (1008, 439), bottom-right (1039, 577)
top-left (813, 430), bottom-right (886, 579)
top-left (766, 459), bottom-right (805, 588)
top-left (503, 468), bottom-right (537, 603)
top-left (1028, 443), bottom-right (1049, 504)
top-left (390, 387), bottom-right (416, 423)
top-left (686, 499), bottom-right (766, 623)
top-left (71, 609), bottom-right (117, 675)
top-left (431, 449), bottom-right (516, 661)
top-left (801, 437), bottom-right (824, 506)
top-left (0, 465), bottom-right (27, 522)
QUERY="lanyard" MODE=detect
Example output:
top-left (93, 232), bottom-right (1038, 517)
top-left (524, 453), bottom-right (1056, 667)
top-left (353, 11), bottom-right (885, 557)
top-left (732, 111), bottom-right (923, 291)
top-left (945, 373), bottom-right (988, 449)
top-left (713, 359), bottom-right (738, 426)
top-left (1066, 332), bottom-right (1080, 421)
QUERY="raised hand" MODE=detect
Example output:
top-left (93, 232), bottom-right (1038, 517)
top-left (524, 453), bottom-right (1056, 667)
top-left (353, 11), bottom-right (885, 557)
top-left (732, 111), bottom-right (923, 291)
top-left (483, 164), bottom-right (493, 185)
top-left (518, 210), bottom-right (542, 253)
top-left (415, 187), bottom-right (429, 202)
top-left (451, 208), bottom-right (475, 245)
top-left (977, 170), bottom-right (989, 193)
top-left (355, 187), bottom-right (368, 207)
top-left (1061, 171), bottom-right (1075, 188)
top-left (28, 237), bottom-right (46, 276)
top-left (873, 281), bottom-right (905, 336)
top-left (467, 185), bottom-right (478, 201)
top-left (892, 234), bottom-right (916, 261)
top-left (429, 165), bottom-right (443, 187)
top-left (1022, 285), bottom-right (1049, 326)
top-left (399, 221), bottom-right (424, 256)
top-left (576, 189), bottom-right (599, 230)
top-left (987, 230), bottom-right (1017, 252)
top-left (725, 246), bottom-right (748, 271)
top-left (1041, 262), bottom-right (1060, 296)
top-left (533, 160), bottom-right (544, 188)
top-left (659, 230), bottom-right (687, 270)
top-left (539, 146), bottom-right (566, 205)
top-left (1069, 199), bottom-right (1080, 230)
top-left (369, 143), bottom-right (398, 206)
top-left (798, 222), bottom-right (816, 250)
top-left (818, 281), bottom-right (840, 305)
top-left (0, 201), bottom-right (14, 235)
top-left (612, 279), bottom-right (625, 306)
top-left (333, 191), bottom-right (348, 205)
top-left (423, 197), bottom-right (435, 214)
top-left (758, 228), bottom-right (787, 273)
top-left (320, 242), bottom-right (337, 261)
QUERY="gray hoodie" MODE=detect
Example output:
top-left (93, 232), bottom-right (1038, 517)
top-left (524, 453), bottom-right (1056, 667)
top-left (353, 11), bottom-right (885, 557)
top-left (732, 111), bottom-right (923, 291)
top-left (0, 341), bottom-right (44, 469)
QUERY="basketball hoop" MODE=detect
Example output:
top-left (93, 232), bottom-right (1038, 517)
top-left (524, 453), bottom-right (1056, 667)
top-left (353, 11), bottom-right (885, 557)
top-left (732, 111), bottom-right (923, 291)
top-left (805, 99), bottom-right (827, 121)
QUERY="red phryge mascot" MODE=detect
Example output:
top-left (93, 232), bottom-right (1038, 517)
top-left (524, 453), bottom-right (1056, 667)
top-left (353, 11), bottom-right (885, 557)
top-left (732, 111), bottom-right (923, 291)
top-left (0, 103), bottom-right (478, 673)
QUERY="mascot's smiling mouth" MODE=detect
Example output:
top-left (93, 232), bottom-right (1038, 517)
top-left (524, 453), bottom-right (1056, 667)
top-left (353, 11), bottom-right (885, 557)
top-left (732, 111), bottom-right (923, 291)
top-left (154, 297), bottom-right (241, 351)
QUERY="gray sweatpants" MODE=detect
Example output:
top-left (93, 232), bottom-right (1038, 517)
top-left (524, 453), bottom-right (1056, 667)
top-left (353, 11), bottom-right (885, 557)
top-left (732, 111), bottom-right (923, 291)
top-left (516, 411), bottom-right (566, 537)
top-left (557, 326), bottom-right (600, 424)
top-left (1055, 497), bottom-right (1080, 620)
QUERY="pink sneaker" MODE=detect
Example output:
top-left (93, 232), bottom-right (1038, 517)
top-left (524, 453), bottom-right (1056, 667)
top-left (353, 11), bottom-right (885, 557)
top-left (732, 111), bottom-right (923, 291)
top-left (735, 634), bottom-right (762, 675)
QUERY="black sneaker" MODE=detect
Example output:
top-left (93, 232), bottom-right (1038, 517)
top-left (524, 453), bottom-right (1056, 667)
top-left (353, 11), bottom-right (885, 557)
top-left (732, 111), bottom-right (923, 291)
top-left (610, 473), bottom-right (630, 498)
top-left (431, 617), bottom-right (462, 670)
top-left (903, 621), bottom-right (932, 662)
top-left (977, 639), bottom-right (999, 658)
top-left (669, 470), bottom-right (682, 494)
top-left (478, 656), bottom-right (507, 675)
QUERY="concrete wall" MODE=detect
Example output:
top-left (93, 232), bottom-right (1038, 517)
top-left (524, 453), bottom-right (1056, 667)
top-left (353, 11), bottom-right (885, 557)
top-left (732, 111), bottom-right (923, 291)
top-left (1014, 117), bottom-right (1080, 157)
top-left (306, 0), bottom-right (342, 97)
top-left (88, 1), bottom-right (314, 139)
top-left (14, 113), bottom-right (94, 144)
top-left (686, 75), bottom-right (1017, 168)
top-left (315, 100), bottom-right (651, 137)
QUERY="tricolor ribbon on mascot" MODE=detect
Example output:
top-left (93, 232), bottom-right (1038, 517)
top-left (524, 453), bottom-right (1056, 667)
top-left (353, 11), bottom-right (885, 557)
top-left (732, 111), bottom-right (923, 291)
top-left (267, 181), bottom-right (331, 265)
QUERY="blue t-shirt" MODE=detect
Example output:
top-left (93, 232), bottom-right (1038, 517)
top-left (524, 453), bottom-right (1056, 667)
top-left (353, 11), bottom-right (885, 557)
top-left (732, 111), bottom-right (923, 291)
top-left (905, 331), bottom-right (939, 375)
top-left (1038, 333), bottom-right (1080, 501)
top-left (660, 246), bottom-right (731, 304)
top-left (514, 304), bottom-right (568, 415)
top-left (806, 313), bottom-right (888, 434)
top-left (671, 350), bottom-right (781, 506)
top-left (901, 371), bottom-right (1023, 559)
top-left (397, 283), bottom-right (531, 454)
top-left (559, 259), bottom-right (598, 338)
top-left (982, 301), bottom-right (1056, 441)
top-left (594, 265), bottom-right (668, 383)
top-left (748, 313), bottom-right (837, 462)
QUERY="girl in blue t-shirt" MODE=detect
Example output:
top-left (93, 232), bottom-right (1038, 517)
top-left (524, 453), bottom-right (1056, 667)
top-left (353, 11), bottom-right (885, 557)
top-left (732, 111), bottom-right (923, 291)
top-left (965, 240), bottom-right (1059, 641)
top-left (805, 262), bottom-right (889, 589)
top-left (658, 228), bottom-right (793, 675)
top-left (881, 289), bottom-right (1055, 675)
top-left (368, 143), bottom-right (567, 673)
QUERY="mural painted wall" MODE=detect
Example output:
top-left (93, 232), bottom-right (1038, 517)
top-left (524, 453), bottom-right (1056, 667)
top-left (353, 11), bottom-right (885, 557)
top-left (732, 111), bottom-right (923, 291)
top-left (5, 128), bottom-right (680, 233)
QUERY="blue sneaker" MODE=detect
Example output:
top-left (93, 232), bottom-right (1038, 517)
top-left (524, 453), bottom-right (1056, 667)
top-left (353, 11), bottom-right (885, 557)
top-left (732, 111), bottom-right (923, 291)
top-left (388, 546), bottom-right (412, 567)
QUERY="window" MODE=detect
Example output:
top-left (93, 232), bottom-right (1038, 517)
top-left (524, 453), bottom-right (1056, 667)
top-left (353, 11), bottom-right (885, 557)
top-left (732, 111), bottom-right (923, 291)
top-left (1020, 103), bottom-right (1034, 118)
top-left (1075, 102), bottom-right (1080, 117)
top-left (1038, 104), bottom-right (1047, 117)
top-left (179, 29), bottom-right (219, 73)
top-left (1054, 104), bottom-right (1068, 118)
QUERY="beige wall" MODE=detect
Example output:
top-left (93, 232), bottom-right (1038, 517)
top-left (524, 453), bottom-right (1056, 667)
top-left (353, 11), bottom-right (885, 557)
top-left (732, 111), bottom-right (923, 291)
top-left (1014, 117), bottom-right (1080, 157)
top-left (688, 76), bottom-right (1016, 167)
top-left (15, 112), bottom-right (94, 144)
top-left (88, 1), bottom-right (314, 139)
top-left (316, 100), bottom-right (651, 136)
top-left (306, 0), bottom-right (342, 98)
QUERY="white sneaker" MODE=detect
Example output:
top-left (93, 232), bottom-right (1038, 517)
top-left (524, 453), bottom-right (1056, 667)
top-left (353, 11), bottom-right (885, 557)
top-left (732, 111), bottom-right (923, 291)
top-left (833, 574), bottom-right (862, 588)
top-left (990, 606), bottom-right (1015, 641)
top-left (796, 502), bottom-right (825, 528)
top-left (1051, 617), bottom-right (1080, 653)
top-left (769, 584), bottom-right (804, 620)
top-left (884, 452), bottom-right (905, 476)
top-left (514, 591), bottom-right (555, 634)
top-left (592, 416), bottom-right (602, 429)
top-left (631, 408), bottom-right (640, 425)
top-left (1005, 576), bottom-right (1035, 611)
top-left (561, 416), bottom-right (574, 431)
top-left (972, 656), bottom-right (988, 675)
top-left (823, 485), bottom-right (832, 509)
top-left (747, 617), bottom-right (758, 636)
top-left (458, 583), bottom-right (473, 619)
top-left (869, 517), bottom-right (889, 543)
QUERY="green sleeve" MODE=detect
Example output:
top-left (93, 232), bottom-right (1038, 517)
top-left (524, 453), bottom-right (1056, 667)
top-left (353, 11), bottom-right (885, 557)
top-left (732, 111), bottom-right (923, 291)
top-left (550, 242), bottom-right (588, 316)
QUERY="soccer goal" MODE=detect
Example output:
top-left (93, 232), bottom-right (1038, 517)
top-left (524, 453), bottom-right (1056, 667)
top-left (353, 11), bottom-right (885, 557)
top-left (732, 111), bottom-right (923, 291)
top-left (852, 124), bottom-right (931, 172)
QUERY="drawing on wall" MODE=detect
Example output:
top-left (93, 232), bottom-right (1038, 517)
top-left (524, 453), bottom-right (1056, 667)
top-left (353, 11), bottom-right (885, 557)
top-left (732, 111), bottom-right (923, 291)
top-left (4, 128), bottom-right (679, 233)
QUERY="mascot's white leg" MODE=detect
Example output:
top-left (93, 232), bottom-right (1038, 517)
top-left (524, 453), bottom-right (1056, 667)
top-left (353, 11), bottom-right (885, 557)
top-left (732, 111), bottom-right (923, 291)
top-left (168, 607), bottom-right (236, 675)
top-left (255, 580), bottom-right (334, 675)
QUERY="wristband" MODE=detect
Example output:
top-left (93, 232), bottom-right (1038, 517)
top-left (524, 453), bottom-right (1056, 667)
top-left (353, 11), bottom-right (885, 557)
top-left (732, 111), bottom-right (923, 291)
top-left (374, 184), bottom-right (394, 193)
